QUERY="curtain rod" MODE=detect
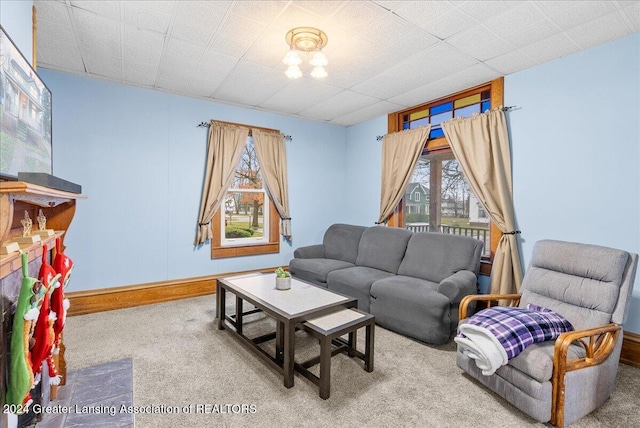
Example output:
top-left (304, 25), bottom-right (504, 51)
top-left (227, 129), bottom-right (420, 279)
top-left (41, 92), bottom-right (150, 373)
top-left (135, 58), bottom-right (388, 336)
top-left (375, 105), bottom-right (519, 141)
top-left (197, 121), bottom-right (292, 141)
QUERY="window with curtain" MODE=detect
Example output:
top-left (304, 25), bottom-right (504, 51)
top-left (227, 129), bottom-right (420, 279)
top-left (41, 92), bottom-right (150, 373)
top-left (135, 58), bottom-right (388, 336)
top-left (387, 78), bottom-right (504, 275)
top-left (220, 137), bottom-right (270, 246)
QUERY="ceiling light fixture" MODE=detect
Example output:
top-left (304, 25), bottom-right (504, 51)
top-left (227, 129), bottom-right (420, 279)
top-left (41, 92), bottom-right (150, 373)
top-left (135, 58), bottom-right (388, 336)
top-left (283, 27), bottom-right (328, 79)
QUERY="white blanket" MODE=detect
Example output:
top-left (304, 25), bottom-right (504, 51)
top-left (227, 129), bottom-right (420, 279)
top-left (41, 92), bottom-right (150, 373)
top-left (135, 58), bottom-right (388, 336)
top-left (454, 323), bottom-right (508, 376)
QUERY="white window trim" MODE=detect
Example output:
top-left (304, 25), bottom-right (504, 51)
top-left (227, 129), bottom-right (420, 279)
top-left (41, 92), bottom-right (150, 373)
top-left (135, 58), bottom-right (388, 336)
top-left (221, 187), bottom-right (270, 246)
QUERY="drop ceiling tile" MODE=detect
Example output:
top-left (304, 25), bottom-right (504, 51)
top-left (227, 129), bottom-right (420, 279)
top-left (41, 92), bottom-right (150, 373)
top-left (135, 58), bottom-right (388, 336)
top-left (129, 1), bottom-right (175, 16)
top-left (72, 8), bottom-right (120, 42)
top-left (484, 50), bottom-right (537, 75)
top-left (446, 26), bottom-right (514, 61)
top-left (244, 27), bottom-right (290, 70)
top-left (208, 32), bottom-right (255, 57)
top-left (212, 61), bottom-right (290, 107)
top-left (533, 1), bottom-right (580, 16)
top-left (156, 67), bottom-right (192, 93)
top-left (34, 0), bottom-right (71, 25)
top-left (69, 0), bottom-right (120, 20)
top-left (373, 1), bottom-right (405, 13)
top-left (231, 0), bottom-right (286, 24)
top-left (37, 40), bottom-right (85, 73)
top-left (162, 38), bottom-right (205, 71)
top-left (270, 3), bottom-right (326, 31)
top-left (520, 33), bottom-right (581, 65)
top-left (77, 31), bottom-right (120, 59)
top-left (484, 2), bottom-right (545, 35)
top-left (361, 12), bottom-right (418, 46)
top-left (456, 1), bottom-right (519, 21)
top-left (218, 12), bottom-right (266, 41)
top-left (623, 2), bottom-right (640, 31)
top-left (171, 20), bottom-right (218, 47)
top-left (393, 1), bottom-right (457, 27)
top-left (123, 2), bottom-right (171, 34)
top-left (299, 90), bottom-right (380, 121)
top-left (330, 100), bottom-right (405, 126)
top-left (547, 1), bottom-right (617, 29)
top-left (85, 53), bottom-right (122, 80)
top-left (175, 1), bottom-right (226, 29)
top-left (421, 8), bottom-right (479, 39)
top-left (507, 20), bottom-right (561, 49)
top-left (259, 80), bottom-right (343, 114)
top-left (36, 19), bottom-right (76, 46)
top-left (123, 60), bottom-right (158, 87)
top-left (290, 1), bottom-right (344, 19)
top-left (123, 26), bottom-right (164, 65)
top-left (330, 1), bottom-right (387, 30)
top-left (567, 11), bottom-right (634, 50)
top-left (389, 29), bottom-right (439, 57)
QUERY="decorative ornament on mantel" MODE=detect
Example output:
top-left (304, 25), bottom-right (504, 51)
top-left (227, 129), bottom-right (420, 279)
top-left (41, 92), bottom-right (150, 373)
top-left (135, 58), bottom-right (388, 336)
top-left (283, 27), bottom-right (328, 79)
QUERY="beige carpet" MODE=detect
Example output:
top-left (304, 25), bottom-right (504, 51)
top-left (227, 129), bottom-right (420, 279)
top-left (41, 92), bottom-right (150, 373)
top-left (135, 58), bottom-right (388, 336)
top-left (63, 295), bottom-right (640, 428)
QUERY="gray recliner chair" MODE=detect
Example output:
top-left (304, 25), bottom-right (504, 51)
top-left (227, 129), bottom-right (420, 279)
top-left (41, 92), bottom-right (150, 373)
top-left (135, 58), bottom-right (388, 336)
top-left (457, 239), bottom-right (638, 427)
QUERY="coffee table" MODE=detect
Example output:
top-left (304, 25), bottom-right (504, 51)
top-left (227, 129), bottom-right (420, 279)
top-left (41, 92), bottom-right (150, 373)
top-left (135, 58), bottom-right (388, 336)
top-left (216, 273), bottom-right (357, 389)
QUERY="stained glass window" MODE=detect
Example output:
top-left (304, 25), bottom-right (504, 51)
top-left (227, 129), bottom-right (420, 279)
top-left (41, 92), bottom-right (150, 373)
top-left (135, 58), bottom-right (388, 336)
top-left (402, 88), bottom-right (492, 140)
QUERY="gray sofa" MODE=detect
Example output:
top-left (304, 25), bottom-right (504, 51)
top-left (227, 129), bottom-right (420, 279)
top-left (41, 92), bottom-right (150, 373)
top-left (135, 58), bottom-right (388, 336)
top-left (289, 224), bottom-right (484, 344)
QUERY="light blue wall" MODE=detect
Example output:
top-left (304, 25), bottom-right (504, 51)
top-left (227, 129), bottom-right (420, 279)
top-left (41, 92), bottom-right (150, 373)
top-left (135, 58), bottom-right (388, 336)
top-left (0, 1), bottom-right (33, 66)
top-left (39, 70), bottom-right (348, 291)
top-left (344, 116), bottom-right (386, 226)
top-left (507, 32), bottom-right (640, 333)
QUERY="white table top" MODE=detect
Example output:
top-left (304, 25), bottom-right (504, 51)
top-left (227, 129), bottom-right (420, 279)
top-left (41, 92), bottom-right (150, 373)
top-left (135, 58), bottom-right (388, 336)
top-left (223, 273), bottom-right (349, 316)
top-left (306, 309), bottom-right (367, 331)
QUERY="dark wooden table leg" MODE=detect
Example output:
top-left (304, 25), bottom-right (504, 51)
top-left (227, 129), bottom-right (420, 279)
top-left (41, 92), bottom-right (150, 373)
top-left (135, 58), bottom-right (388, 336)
top-left (365, 322), bottom-right (374, 372)
top-left (319, 335), bottom-right (332, 399)
top-left (235, 295), bottom-right (243, 334)
top-left (217, 286), bottom-right (226, 330)
top-left (283, 322), bottom-right (295, 388)
top-left (276, 321), bottom-right (284, 364)
top-left (347, 330), bottom-right (357, 357)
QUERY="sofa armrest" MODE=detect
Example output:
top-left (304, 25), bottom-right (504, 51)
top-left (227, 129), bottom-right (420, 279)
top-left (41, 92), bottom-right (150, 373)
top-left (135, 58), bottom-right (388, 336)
top-left (294, 244), bottom-right (325, 259)
top-left (437, 270), bottom-right (477, 305)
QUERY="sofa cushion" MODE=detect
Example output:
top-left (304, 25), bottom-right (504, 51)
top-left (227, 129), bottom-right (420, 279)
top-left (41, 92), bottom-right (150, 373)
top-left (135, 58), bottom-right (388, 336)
top-left (327, 266), bottom-right (394, 313)
top-left (288, 258), bottom-right (355, 288)
top-left (398, 232), bottom-right (483, 283)
top-left (355, 226), bottom-right (412, 274)
top-left (370, 275), bottom-right (452, 344)
top-left (323, 224), bottom-right (367, 264)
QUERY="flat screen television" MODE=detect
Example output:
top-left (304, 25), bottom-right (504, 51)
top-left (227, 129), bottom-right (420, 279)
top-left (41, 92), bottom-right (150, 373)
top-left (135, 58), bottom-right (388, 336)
top-left (0, 25), bottom-right (52, 180)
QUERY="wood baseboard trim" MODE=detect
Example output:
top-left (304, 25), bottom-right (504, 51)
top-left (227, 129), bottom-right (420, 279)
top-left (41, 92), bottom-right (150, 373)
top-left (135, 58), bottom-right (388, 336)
top-left (621, 330), bottom-right (640, 368)
top-left (66, 267), bottom-right (280, 317)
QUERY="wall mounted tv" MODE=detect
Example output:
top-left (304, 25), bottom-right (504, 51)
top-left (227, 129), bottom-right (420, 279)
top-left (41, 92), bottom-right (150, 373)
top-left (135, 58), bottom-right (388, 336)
top-left (0, 25), bottom-right (52, 180)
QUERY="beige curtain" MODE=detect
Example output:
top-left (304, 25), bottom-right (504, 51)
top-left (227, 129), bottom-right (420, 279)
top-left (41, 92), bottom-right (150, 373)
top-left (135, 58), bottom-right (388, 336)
top-left (253, 130), bottom-right (292, 239)
top-left (194, 121), bottom-right (249, 245)
top-left (378, 126), bottom-right (431, 224)
top-left (442, 109), bottom-right (523, 294)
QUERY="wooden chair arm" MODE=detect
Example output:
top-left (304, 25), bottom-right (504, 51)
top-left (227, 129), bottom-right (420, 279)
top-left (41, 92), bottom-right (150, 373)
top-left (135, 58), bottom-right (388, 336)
top-left (458, 293), bottom-right (521, 321)
top-left (551, 323), bottom-right (621, 427)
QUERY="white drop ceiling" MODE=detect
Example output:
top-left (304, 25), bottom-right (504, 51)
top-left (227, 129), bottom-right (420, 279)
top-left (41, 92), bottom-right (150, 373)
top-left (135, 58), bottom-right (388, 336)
top-left (33, 0), bottom-right (639, 127)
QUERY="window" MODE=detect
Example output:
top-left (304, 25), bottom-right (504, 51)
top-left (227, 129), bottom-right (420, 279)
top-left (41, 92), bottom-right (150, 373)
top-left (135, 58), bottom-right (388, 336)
top-left (211, 136), bottom-right (280, 258)
top-left (403, 153), bottom-right (490, 257)
top-left (414, 192), bottom-right (420, 202)
top-left (387, 78), bottom-right (504, 274)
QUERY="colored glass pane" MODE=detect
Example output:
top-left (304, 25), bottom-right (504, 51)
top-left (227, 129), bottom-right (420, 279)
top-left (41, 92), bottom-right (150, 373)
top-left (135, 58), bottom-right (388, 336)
top-left (403, 122), bottom-right (410, 130)
top-left (430, 101), bottom-right (453, 116)
top-left (454, 93), bottom-right (481, 109)
top-left (430, 111), bottom-right (452, 126)
top-left (409, 117), bottom-right (429, 129)
top-left (454, 104), bottom-right (480, 118)
top-left (409, 109), bottom-right (429, 121)
top-left (481, 100), bottom-right (491, 112)
top-left (481, 90), bottom-right (490, 100)
top-left (429, 127), bottom-right (444, 139)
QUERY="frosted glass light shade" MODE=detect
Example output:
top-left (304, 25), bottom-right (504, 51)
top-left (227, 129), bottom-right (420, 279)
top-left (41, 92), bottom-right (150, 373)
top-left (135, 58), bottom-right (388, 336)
top-left (286, 65), bottom-right (303, 79)
top-left (283, 49), bottom-right (302, 66)
top-left (310, 50), bottom-right (328, 67)
top-left (310, 66), bottom-right (327, 79)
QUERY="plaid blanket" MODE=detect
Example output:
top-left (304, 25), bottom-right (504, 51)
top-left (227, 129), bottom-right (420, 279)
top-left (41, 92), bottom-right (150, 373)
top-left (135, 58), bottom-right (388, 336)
top-left (455, 305), bottom-right (574, 375)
